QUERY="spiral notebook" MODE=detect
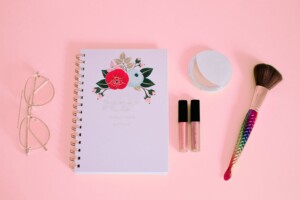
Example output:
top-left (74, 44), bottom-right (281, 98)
top-left (70, 49), bottom-right (168, 174)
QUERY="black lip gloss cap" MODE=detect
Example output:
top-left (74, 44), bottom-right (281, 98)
top-left (191, 99), bottom-right (200, 122)
top-left (178, 100), bottom-right (188, 122)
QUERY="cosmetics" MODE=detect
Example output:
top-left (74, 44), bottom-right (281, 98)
top-left (224, 64), bottom-right (283, 181)
top-left (178, 100), bottom-right (188, 152)
top-left (188, 50), bottom-right (232, 92)
top-left (190, 100), bottom-right (200, 151)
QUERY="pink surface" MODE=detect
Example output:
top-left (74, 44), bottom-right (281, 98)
top-left (1, 0), bottom-right (299, 199)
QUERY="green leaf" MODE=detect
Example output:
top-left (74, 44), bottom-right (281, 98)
top-left (148, 89), bottom-right (155, 95)
top-left (135, 58), bottom-right (141, 64)
top-left (94, 87), bottom-right (101, 93)
top-left (96, 79), bottom-right (108, 88)
top-left (141, 78), bottom-right (155, 88)
top-left (140, 68), bottom-right (153, 77)
top-left (102, 70), bottom-right (108, 77)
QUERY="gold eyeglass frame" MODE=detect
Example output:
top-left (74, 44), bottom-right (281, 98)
top-left (17, 72), bottom-right (55, 154)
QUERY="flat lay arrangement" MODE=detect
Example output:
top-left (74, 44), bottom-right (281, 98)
top-left (2, 1), bottom-right (299, 200)
top-left (16, 49), bottom-right (283, 180)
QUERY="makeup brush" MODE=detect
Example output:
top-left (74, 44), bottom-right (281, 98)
top-left (224, 63), bottom-right (283, 181)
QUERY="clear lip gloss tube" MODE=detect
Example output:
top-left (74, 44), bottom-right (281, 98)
top-left (191, 100), bottom-right (200, 152)
top-left (178, 100), bottom-right (188, 152)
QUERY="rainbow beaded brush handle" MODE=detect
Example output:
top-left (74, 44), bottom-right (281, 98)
top-left (224, 64), bottom-right (282, 181)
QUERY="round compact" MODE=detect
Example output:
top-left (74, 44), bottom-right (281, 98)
top-left (188, 50), bottom-right (232, 92)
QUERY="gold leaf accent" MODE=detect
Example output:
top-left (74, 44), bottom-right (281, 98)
top-left (120, 52), bottom-right (126, 60)
top-left (127, 63), bottom-right (134, 68)
top-left (124, 57), bottom-right (131, 64)
top-left (119, 64), bottom-right (125, 70)
top-left (134, 86), bottom-right (141, 91)
top-left (114, 59), bottom-right (122, 64)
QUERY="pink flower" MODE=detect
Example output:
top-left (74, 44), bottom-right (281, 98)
top-left (152, 91), bottom-right (156, 95)
top-left (97, 94), bottom-right (103, 100)
top-left (145, 97), bottom-right (151, 104)
top-left (92, 88), bottom-right (97, 93)
top-left (140, 63), bottom-right (145, 67)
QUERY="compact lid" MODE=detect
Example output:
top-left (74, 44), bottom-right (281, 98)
top-left (188, 50), bottom-right (232, 92)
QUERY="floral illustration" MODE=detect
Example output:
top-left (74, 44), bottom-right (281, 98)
top-left (93, 52), bottom-right (156, 103)
top-left (105, 69), bottom-right (129, 90)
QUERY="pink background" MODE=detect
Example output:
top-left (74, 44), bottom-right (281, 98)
top-left (1, 0), bottom-right (299, 199)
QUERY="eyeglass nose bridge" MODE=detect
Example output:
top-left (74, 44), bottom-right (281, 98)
top-left (25, 101), bottom-right (36, 117)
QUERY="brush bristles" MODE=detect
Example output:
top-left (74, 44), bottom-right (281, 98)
top-left (254, 63), bottom-right (283, 90)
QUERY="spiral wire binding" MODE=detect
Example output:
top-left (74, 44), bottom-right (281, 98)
top-left (69, 53), bottom-right (85, 169)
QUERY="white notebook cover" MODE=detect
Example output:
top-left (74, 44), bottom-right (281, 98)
top-left (74, 49), bottom-right (168, 174)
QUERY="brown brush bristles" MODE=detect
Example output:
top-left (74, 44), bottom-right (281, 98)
top-left (254, 63), bottom-right (283, 90)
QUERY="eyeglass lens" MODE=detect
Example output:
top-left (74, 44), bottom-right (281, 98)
top-left (19, 116), bottom-right (50, 150)
top-left (24, 75), bottom-right (54, 106)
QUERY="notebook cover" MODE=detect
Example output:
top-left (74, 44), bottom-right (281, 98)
top-left (74, 49), bottom-right (168, 174)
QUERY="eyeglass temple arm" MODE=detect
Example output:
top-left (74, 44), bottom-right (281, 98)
top-left (17, 90), bottom-right (23, 128)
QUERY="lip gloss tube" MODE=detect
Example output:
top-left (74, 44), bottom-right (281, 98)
top-left (191, 100), bottom-right (200, 152)
top-left (178, 100), bottom-right (188, 152)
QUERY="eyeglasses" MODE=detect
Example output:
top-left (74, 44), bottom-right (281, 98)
top-left (17, 72), bottom-right (55, 154)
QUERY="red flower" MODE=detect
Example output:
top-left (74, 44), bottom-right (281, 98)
top-left (105, 69), bottom-right (129, 90)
